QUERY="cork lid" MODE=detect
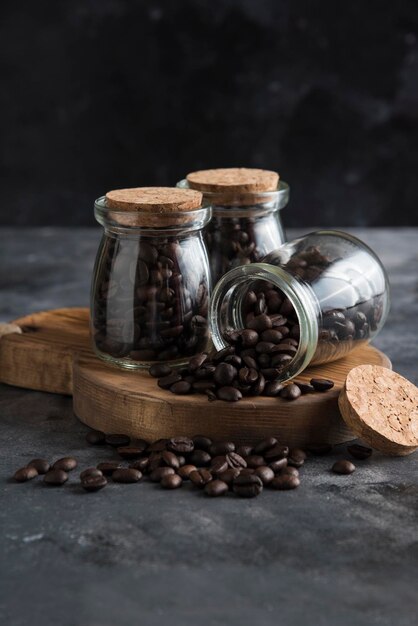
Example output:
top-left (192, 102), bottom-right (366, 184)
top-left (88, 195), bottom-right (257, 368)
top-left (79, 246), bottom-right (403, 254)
top-left (338, 365), bottom-right (418, 456)
top-left (103, 187), bottom-right (204, 228)
top-left (186, 168), bottom-right (279, 194)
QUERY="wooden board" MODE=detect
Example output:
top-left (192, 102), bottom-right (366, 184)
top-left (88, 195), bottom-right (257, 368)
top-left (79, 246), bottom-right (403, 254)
top-left (0, 308), bottom-right (391, 447)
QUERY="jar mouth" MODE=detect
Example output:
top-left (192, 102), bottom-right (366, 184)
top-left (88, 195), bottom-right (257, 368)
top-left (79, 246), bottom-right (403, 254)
top-left (94, 196), bottom-right (212, 233)
top-left (177, 179), bottom-right (290, 211)
top-left (209, 263), bottom-right (319, 383)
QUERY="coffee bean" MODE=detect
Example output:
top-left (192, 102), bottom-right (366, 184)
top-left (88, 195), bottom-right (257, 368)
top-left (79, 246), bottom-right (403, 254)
top-left (218, 468), bottom-right (241, 485)
top-left (245, 455), bottom-right (266, 469)
top-left (209, 441), bottom-right (235, 456)
top-left (253, 437), bottom-right (278, 455)
top-left (233, 474), bottom-right (263, 498)
top-left (177, 455), bottom-right (186, 467)
top-left (178, 464), bottom-right (197, 479)
top-left (130, 457), bottom-right (150, 472)
top-left (236, 445), bottom-right (253, 457)
top-left (170, 380), bottom-right (192, 395)
top-left (189, 469), bottom-right (213, 487)
top-left (246, 314), bottom-right (272, 333)
top-left (268, 458), bottom-right (288, 473)
top-left (332, 460), bottom-right (356, 475)
top-left (149, 363), bottom-right (173, 378)
top-left (86, 429), bottom-right (106, 445)
top-left (14, 466), bottom-right (38, 482)
top-left (117, 446), bottom-right (145, 459)
top-left (112, 468), bottom-right (142, 483)
top-left (280, 384), bottom-right (301, 400)
top-left (210, 457), bottom-right (229, 475)
top-left (310, 378), bottom-right (334, 392)
top-left (295, 382), bottom-right (315, 394)
top-left (306, 443), bottom-right (333, 456)
top-left (161, 473), bottom-right (182, 489)
top-left (158, 372), bottom-right (182, 390)
top-left (161, 450), bottom-right (180, 469)
top-left (44, 469), bottom-right (68, 486)
top-left (188, 449), bottom-right (211, 467)
top-left (217, 386), bottom-right (242, 402)
top-left (226, 452), bottom-right (247, 469)
top-left (80, 468), bottom-right (103, 481)
top-left (270, 475), bottom-right (300, 490)
top-left (264, 380), bottom-right (284, 396)
top-left (150, 467), bottom-right (175, 482)
top-left (192, 435), bottom-right (212, 451)
top-left (105, 434), bottom-right (131, 447)
top-left (254, 466), bottom-right (275, 485)
top-left (264, 444), bottom-right (289, 461)
top-left (287, 448), bottom-right (307, 468)
top-left (27, 458), bottom-right (50, 474)
top-left (280, 466), bottom-right (299, 477)
top-left (52, 457), bottom-right (77, 472)
top-left (167, 437), bottom-right (194, 454)
top-left (147, 438), bottom-right (169, 452)
top-left (205, 480), bottom-right (228, 497)
top-left (214, 363), bottom-right (237, 386)
top-left (189, 353), bottom-right (209, 371)
top-left (81, 474), bottom-right (107, 492)
top-left (347, 444), bottom-right (372, 460)
top-left (97, 461), bottom-right (123, 476)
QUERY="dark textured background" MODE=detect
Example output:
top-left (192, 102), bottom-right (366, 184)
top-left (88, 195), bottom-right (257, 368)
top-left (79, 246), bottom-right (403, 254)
top-left (1, 0), bottom-right (418, 226)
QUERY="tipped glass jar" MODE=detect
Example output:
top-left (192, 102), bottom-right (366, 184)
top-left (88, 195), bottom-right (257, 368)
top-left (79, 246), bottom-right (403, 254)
top-left (91, 187), bottom-right (212, 369)
top-left (209, 230), bottom-right (390, 383)
top-left (177, 168), bottom-right (289, 285)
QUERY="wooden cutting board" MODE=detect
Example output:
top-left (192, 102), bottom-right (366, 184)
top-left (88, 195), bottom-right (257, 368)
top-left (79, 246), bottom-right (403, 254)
top-left (0, 308), bottom-right (392, 446)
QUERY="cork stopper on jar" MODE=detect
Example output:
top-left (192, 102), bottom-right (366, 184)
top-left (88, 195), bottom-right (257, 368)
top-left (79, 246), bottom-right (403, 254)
top-left (338, 365), bottom-right (418, 456)
top-left (186, 168), bottom-right (279, 194)
top-left (104, 187), bottom-right (203, 227)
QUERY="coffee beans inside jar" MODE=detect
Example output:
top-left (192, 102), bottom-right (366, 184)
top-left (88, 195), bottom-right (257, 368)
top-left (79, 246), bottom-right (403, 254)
top-left (91, 188), bottom-right (212, 367)
top-left (177, 168), bottom-right (289, 285)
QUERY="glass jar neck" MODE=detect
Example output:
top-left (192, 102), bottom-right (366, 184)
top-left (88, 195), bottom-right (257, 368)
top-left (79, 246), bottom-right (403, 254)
top-left (209, 262), bottom-right (320, 383)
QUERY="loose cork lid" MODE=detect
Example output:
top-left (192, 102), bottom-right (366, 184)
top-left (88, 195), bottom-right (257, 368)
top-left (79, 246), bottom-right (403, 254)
top-left (186, 168), bottom-right (279, 194)
top-left (104, 187), bottom-right (203, 228)
top-left (338, 365), bottom-right (418, 456)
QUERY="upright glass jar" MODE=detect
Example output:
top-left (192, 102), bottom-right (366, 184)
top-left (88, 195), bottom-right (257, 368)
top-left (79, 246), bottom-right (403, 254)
top-left (177, 168), bottom-right (289, 284)
top-left (91, 187), bottom-right (212, 369)
top-left (209, 230), bottom-right (390, 382)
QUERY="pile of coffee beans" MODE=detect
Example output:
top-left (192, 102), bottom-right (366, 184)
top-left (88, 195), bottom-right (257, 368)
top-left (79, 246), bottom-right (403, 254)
top-left (206, 210), bottom-right (285, 285)
top-left (13, 432), bottom-right (373, 497)
top-left (92, 235), bottom-right (210, 363)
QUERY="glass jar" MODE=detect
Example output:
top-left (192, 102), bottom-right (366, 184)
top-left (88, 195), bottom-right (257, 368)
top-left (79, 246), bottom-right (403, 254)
top-left (177, 168), bottom-right (289, 284)
top-left (209, 230), bottom-right (390, 382)
top-left (91, 187), bottom-right (212, 369)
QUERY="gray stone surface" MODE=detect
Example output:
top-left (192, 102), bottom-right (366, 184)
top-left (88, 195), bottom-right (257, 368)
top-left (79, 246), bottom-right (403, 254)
top-left (1, 227), bottom-right (417, 626)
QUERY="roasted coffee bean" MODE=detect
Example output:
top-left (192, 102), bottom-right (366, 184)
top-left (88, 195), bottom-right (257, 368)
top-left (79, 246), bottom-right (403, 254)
top-left (287, 448), bottom-right (307, 468)
top-left (218, 468), bottom-right (241, 485)
top-left (254, 466), bottom-right (275, 485)
top-left (188, 449), bottom-right (211, 467)
top-left (268, 458), bottom-right (288, 473)
top-left (149, 363), bottom-right (173, 378)
top-left (210, 457), bottom-right (229, 475)
top-left (170, 380), bottom-right (192, 395)
top-left (310, 378), bottom-right (334, 392)
top-left (161, 450), bottom-right (180, 469)
top-left (27, 458), bottom-right (50, 474)
top-left (150, 467), bottom-right (175, 482)
top-left (86, 429), bottom-right (106, 445)
top-left (214, 363), bottom-right (237, 386)
top-left (148, 453), bottom-right (164, 471)
top-left (254, 437), bottom-right (278, 455)
top-left (217, 386), bottom-right (242, 402)
top-left (97, 461), bottom-right (123, 476)
top-left (161, 473), bottom-right (182, 489)
top-left (192, 435), bottom-right (212, 451)
top-left (167, 437), bottom-right (194, 454)
top-left (117, 446), bottom-right (145, 459)
top-left (130, 457), bottom-right (150, 472)
top-left (280, 384), bottom-right (301, 400)
top-left (233, 474), bottom-right (263, 498)
top-left (147, 438), bottom-right (169, 452)
top-left (177, 455), bottom-right (186, 467)
top-left (295, 382), bottom-right (315, 394)
top-left (205, 480), bottom-right (229, 497)
top-left (264, 444), bottom-right (289, 461)
top-left (226, 452), bottom-right (247, 469)
top-left (332, 460), bottom-right (356, 475)
top-left (80, 468), bottom-right (103, 481)
top-left (189, 468), bottom-right (213, 487)
top-left (44, 469), bottom-right (68, 486)
top-left (189, 353), bottom-right (209, 371)
top-left (192, 381), bottom-right (216, 392)
top-left (158, 372), bottom-right (182, 390)
top-left (209, 441), bottom-right (235, 456)
top-left (245, 455), bottom-right (266, 469)
top-left (224, 354), bottom-right (242, 367)
top-left (239, 367), bottom-right (259, 385)
top-left (234, 445), bottom-right (252, 458)
top-left (105, 434), bottom-right (131, 447)
top-left (213, 347), bottom-right (235, 362)
top-left (270, 474), bottom-right (300, 490)
top-left (264, 380), bottom-right (284, 396)
top-left (280, 466), bottom-right (299, 477)
top-left (14, 466), bottom-right (38, 482)
top-left (246, 314), bottom-right (272, 333)
top-left (261, 329), bottom-right (283, 344)
top-left (112, 468), bottom-right (142, 483)
top-left (81, 474), bottom-right (107, 492)
top-left (306, 443), bottom-right (333, 456)
top-left (53, 457), bottom-right (77, 472)
top-left (239, 468), bottom-right (255, 476)
top-left (347, 444), bottom-right (372, 460)
top-left (178, 464), bottom-right (197, 480)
